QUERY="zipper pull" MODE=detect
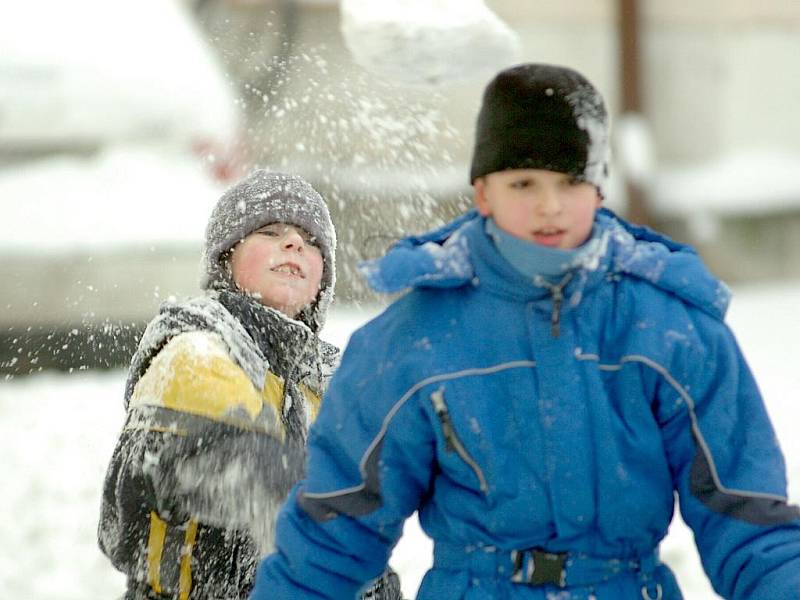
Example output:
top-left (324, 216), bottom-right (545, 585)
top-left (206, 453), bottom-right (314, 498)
top-left (550, 287), bottom-right (562, 338)
top-left (533, 272), bottom-right (572, 338)
top-left (549, 273), bottom-right (572, 338)
top-left (431, 389), bottom-right (456, 453)
top-left (429, 388), bottom-right (490, 495)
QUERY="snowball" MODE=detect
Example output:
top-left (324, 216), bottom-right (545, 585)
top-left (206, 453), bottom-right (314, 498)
top-left (340, 0), bottom-right (521, 86)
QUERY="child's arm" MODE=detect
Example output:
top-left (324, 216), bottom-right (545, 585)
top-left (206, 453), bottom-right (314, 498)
top-left (101, 331), bottom-right (305, 546)
top-left (658, 315), bottom-right (800, 599)
top-left (250, 323), bottom-right (436, 599)
top-left (135, 414), bottom-right (304, 532)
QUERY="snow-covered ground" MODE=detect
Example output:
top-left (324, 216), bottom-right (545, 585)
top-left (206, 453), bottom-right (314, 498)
top-left (1, 282), bottom-right (799, 599)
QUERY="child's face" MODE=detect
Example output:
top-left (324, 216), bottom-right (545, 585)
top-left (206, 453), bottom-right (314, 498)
top-left (229, 223), bottom-right (324, 318)
top-left (474, 168), bottom-right (601, 249)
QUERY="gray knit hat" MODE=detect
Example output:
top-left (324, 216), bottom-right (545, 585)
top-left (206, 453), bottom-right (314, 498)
top-left (200, 170), bottom-right (336, 331)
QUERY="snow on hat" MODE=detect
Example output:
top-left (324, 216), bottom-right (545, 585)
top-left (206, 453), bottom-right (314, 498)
top-left (201, 170), bottom-right (336, 331)
top-left (470, 63), bottom-right (609, 197)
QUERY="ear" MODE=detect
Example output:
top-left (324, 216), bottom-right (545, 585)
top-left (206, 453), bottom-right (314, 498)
top-left (594, 189), bottom-right (603, 209)
top-left (473, 178), bottom-right (491, 217)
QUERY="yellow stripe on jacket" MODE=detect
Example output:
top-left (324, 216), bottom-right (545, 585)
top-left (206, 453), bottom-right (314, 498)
top-left (127, 330), bottom-right (328, 439)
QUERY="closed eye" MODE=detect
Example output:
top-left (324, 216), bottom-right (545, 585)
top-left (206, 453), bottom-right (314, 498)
top-left (256, 224), bottom-right (319, 246)
top-left (509, 179), bottom-right (533, 189)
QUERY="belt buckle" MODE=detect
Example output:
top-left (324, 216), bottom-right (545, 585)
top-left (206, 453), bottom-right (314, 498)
top-left (511, 548), bottom-right (568, 587)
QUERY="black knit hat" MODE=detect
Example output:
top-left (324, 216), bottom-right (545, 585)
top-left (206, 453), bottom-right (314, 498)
top-left (200, 170), bottom-right (336, 331)
top-left (470, 63), bottom-right (609, 197)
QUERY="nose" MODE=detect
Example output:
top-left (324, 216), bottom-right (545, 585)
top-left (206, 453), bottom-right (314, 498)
top-left (280, 227), bottom-right (305, 252)
top-left (536, 188), bottom-right (562, 217)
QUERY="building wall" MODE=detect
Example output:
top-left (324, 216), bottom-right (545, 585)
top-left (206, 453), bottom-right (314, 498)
top-left (642, 6), bottom-right (800, 163)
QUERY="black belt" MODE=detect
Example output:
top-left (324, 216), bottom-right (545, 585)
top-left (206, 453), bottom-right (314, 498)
top-left (433, 541), bottom-right (663, 597)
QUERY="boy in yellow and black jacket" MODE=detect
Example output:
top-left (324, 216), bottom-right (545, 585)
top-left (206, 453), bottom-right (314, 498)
top-left (98, 171), bottom-right (401, 600)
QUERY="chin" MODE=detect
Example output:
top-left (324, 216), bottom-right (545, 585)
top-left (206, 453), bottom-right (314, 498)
top-left (265, 292), bottom-right (309, 316)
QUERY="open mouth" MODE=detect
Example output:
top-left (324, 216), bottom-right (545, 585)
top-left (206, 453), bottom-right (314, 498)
top-left (532, 227), bottom-right (566, 246)
top-left (271, 262), bottom-right (304, 278)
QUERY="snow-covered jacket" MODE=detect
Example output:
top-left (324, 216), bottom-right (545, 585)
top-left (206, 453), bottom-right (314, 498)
top-left (251, 209), bottom-right (800, 600)
top-left (99, 289), bottom-right (338, 599)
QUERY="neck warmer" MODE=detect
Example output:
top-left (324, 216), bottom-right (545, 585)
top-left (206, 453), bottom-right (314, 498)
top-left (485, 217), bottom-right (595, 281)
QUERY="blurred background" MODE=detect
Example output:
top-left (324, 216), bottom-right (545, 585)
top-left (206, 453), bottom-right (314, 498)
top-left (2, 1), bottom-right (800, 598)
top-left (4, 0), bottom-right (800, 375)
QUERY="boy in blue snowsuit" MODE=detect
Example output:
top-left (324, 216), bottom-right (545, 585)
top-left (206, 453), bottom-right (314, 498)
top-left (249, 64), bottom-right (800, 599)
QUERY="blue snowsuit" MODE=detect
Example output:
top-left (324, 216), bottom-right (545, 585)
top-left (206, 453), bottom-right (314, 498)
top-left (251, 209), bottom-right (800, 599)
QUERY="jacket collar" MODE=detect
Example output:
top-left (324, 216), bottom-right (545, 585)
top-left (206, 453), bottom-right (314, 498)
top-left (216, 289), bottom-right (317, 371)
top-left (124, 291), bottom-right (338, 408)
top-left (467, 215), bottom-right (611, 307)
top-left (360, 208), bottom-right (730, 321)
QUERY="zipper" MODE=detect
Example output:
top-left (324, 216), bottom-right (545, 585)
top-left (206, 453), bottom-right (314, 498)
top-left (430, 388), bottom-right (489, 495)
top-left (550, 286), bottom-right (563, 338)
top-left (534, 272), bottom-right (573, 338)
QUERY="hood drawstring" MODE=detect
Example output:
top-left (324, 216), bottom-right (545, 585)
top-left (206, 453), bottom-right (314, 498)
top-left (534, 272), bottom-right (573, 338)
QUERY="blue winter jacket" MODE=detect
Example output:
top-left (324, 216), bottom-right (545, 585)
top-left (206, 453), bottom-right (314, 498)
top-left (251, 209), bottom-right (800, 600)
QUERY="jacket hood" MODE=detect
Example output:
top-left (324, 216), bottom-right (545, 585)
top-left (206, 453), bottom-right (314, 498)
top-left (359, 210), bottom-right (477, 294)
top-left (360, 208), bottom-right (731, 321)
top-left (601, 209), bottom-right (731, 319)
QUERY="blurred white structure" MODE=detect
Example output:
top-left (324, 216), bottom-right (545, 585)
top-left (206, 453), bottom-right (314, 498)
top-left (339, 0), bottom-right (521, 86)
top-left (0, 0), bottom-right (238, 154)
